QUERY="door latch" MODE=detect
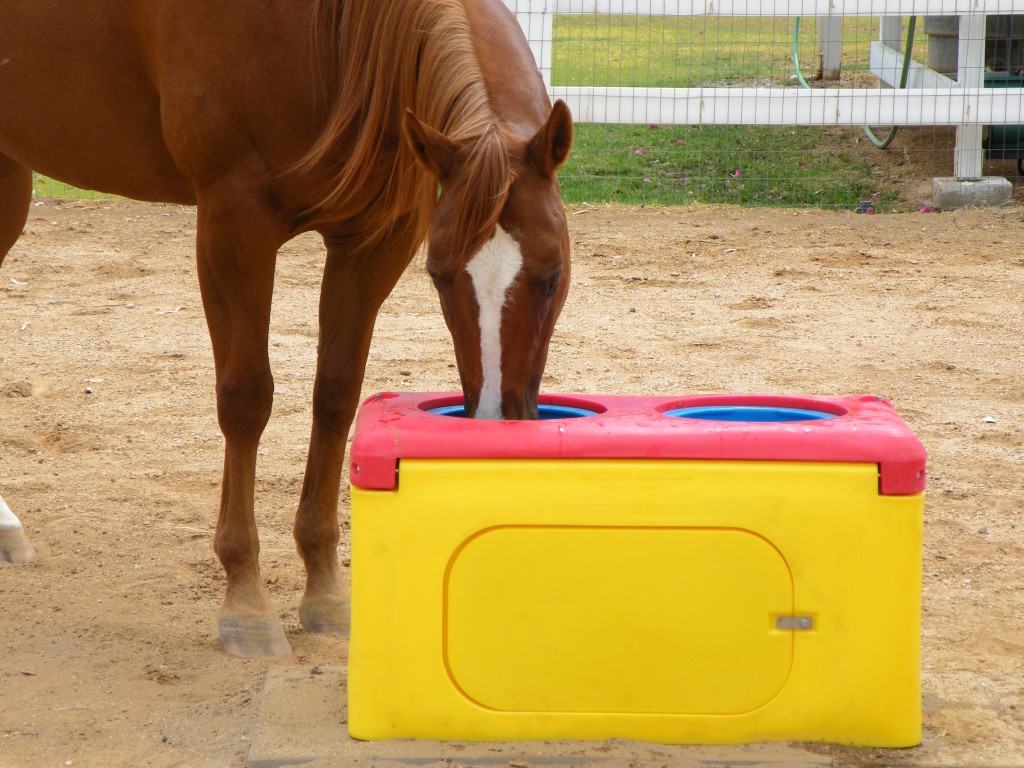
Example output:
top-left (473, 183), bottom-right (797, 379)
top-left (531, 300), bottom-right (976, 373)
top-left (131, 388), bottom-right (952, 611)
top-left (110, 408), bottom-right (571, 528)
top-left (776, 615), bottom-right (814, 631)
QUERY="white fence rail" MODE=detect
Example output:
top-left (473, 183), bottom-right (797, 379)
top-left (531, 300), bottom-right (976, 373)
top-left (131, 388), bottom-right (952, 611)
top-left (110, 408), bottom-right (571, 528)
top-left (505, 0), bottom-right (1024, 180)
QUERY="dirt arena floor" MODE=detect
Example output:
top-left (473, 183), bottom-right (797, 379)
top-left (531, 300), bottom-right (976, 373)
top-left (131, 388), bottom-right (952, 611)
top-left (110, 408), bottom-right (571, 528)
top-left (1, 198), bottom-right (1022, 767)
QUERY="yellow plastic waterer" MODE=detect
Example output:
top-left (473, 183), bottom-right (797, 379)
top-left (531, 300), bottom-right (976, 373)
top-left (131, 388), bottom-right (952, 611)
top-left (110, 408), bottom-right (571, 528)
top-left (347, 393), bottom-right (926, 746)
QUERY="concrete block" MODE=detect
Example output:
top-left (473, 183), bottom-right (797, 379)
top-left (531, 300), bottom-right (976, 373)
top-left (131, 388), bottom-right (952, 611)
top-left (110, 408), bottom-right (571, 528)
top-left (247, 666), bottom-right (832, 768)
top-left (932, 177), bottom-right (1013, 209)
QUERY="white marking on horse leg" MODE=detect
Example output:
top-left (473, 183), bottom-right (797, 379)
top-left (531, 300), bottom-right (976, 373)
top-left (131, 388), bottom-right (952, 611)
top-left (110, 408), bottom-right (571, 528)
top-left (465, 224), bottom-right (523, 420)
top-left (0, 494), bottom-right (22, 530)
top-left (0, 493), bottom-right (35, 563)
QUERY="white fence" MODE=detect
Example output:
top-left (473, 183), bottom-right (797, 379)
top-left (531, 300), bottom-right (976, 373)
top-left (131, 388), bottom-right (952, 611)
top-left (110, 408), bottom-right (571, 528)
top-left (504, 0), bottom-right (1024, 180)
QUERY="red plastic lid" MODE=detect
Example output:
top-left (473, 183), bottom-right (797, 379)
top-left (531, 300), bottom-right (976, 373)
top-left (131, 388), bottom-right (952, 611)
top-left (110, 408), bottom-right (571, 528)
top-left (349, 392), bottom-right (926, 496)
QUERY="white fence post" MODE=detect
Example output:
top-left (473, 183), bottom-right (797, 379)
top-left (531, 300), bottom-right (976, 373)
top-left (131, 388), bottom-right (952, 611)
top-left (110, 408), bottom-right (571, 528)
top-left (880, 16), bottom-right (904, 50)
top-left (955, 12), bottom-right (987, 180)
top-left (817, 17), bottom-right (843, 80)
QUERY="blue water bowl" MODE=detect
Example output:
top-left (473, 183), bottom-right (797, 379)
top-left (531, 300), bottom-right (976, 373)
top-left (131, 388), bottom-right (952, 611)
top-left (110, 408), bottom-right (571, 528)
top-left (428, 403), bottom-right (599, 419)
top-left (664, 405), bottom-right (837, 423)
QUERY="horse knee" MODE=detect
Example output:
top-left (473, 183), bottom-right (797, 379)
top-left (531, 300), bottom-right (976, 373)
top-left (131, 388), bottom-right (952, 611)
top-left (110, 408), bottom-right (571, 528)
top-left (213, 518), bottom-right (260, 569)
top-left (294, 508), bottom-right (340, 553)
top-left (311, 378), bottom-right (359, 436)
top-left (216, 369), bottom-right (274, 441)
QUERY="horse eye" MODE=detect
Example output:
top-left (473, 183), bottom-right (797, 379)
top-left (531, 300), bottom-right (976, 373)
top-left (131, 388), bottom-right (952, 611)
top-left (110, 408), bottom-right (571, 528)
top-left (543, 274), bottom-right (561, 297)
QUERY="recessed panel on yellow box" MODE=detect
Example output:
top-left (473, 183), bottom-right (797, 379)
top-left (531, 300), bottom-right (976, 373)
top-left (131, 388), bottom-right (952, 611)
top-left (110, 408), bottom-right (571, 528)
top-left (446, 526), bottom-right (793, 715)
top-left (347, 393), bottom-right (926, 747)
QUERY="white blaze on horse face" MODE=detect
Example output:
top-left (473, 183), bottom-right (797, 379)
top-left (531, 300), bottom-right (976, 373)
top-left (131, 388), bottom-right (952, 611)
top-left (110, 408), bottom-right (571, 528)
top-left (0, 494), bottom-right (22, 530)
top-left (465, 224), bottom-right (523, 420)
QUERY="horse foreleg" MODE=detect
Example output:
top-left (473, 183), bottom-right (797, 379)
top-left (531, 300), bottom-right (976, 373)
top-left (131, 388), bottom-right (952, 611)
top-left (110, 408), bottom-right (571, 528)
top-left (295, 230), bottom-right (419, 634)
top-left (0, 154), bottom-right (32, 264)
top-left (196, 190), bottom-right (289, 658)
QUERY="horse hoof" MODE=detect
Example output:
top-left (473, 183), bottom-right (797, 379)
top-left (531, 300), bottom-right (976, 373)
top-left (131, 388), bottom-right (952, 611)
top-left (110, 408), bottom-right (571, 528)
top-left (218, 616), bottom-right (292, 658)
top-left (0, 527), bottom-right (36, 564)
top-left (299, 600), bottom-right (350, 635)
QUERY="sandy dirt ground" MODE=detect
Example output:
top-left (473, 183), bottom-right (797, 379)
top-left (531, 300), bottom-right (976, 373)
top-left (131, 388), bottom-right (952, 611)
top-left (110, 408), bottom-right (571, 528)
top-left (1, 199), bottom-right (1022, 767)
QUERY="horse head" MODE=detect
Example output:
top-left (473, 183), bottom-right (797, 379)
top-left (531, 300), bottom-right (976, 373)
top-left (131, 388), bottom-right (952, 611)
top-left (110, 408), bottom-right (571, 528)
top-left (404, 100), bottom-right (573, 420)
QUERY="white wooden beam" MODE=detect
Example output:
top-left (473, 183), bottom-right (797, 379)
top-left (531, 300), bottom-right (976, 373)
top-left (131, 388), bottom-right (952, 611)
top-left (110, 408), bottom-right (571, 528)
top-left (546, 1), bottom-right (1024, 17)
top-left (553, 86), bottom-right (1024, 126)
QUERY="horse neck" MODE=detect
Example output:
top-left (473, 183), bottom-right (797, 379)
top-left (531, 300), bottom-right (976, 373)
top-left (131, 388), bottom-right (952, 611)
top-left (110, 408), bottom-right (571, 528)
top-left (462, 0), bottom-right (553, 137)
top-left (299, 0), bottom-right (504, 242)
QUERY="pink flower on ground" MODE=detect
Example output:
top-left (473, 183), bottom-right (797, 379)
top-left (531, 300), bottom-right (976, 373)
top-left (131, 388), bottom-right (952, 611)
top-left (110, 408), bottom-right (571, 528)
top-left (634, 148), bottom-right (647, 155)
top-left (731, 169), bottom-right (741, 177)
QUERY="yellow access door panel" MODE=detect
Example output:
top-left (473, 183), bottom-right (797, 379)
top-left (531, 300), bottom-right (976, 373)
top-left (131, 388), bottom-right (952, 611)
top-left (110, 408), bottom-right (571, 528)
top-left (446, 526), bottom-right (794, 715)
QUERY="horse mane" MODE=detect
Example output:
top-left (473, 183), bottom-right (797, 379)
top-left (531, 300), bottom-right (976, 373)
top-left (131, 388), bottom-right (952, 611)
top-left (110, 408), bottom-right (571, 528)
top-left (297, 0), bottom-right (511, 261)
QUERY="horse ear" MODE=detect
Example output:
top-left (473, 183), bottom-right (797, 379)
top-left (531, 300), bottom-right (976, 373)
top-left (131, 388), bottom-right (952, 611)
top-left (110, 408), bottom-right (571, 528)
top-left (527, 99), bottom-right (573, 178)
top-left (403, 109), bottom-right (459, 181)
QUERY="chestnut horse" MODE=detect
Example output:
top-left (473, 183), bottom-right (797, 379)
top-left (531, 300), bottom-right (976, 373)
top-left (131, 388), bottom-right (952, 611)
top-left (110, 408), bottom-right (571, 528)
top-left (0, 0), bottom-right (573, 657)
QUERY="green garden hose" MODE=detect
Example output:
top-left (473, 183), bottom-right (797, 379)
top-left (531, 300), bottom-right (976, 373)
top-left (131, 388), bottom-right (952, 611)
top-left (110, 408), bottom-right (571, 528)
top-left (792, 16), bottom-right (917, 149)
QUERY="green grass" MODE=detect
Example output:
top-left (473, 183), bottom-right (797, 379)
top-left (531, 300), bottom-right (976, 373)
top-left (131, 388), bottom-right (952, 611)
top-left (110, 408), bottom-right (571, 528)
top-left (553, 15), bottom-right (883, 88)
top-left (32, 174), bottom-right (109, 200)
top-left (559, 123), bottom-right (900, 208)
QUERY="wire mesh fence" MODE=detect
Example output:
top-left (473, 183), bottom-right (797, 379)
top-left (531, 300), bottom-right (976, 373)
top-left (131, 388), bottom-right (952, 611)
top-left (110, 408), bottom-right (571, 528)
top-left (542, 7), bottom-right (1023, 210)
